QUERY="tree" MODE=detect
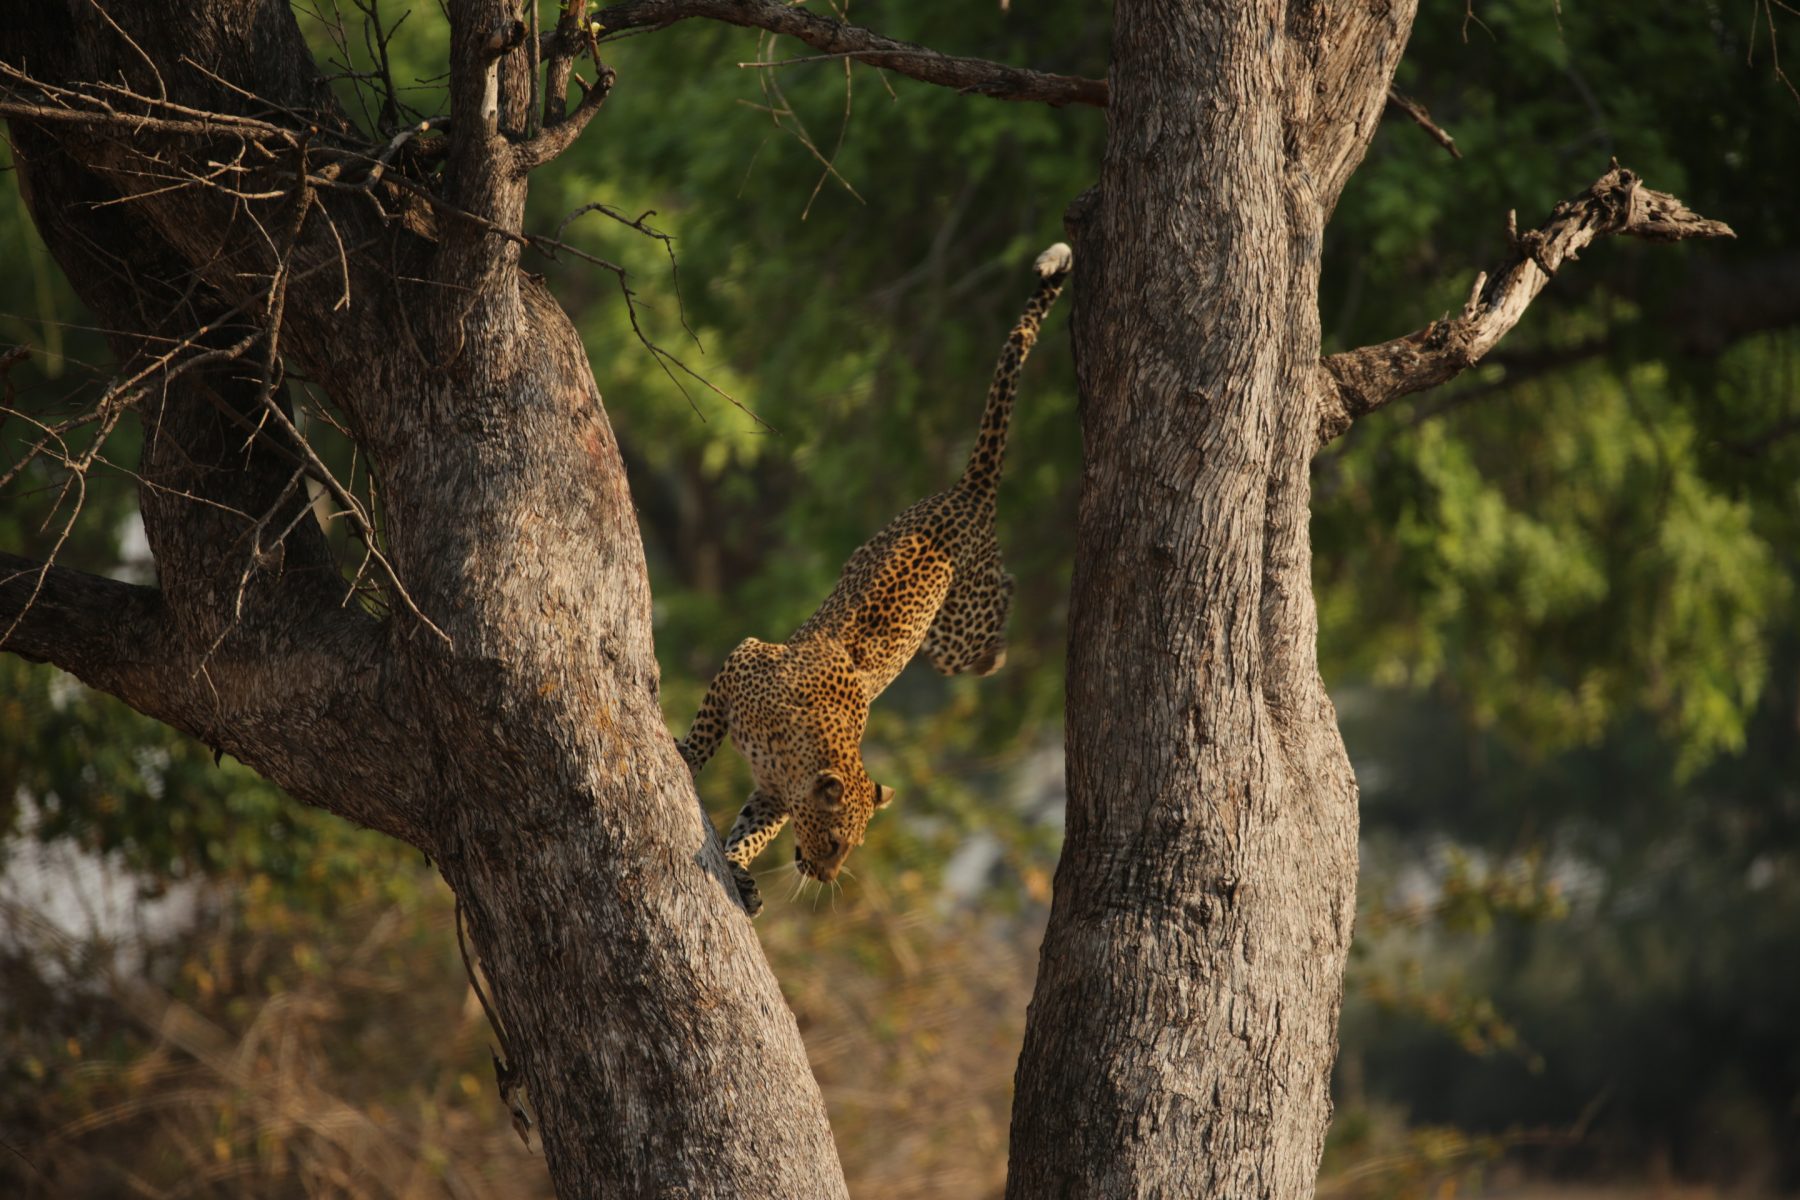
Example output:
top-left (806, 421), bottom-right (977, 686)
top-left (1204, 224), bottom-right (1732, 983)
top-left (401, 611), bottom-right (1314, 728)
top-left (0, 2), bottom-right (1733, 1197)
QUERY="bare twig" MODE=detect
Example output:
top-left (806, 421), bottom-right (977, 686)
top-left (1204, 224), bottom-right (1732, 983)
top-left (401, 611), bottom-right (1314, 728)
top-left (554, 201), bottom-right (698, 344)
top-left (743, 42), bottom-right (864, 217)
top-left (1384, 88), bottom-right (1461, 159)
top-left (358, 116), bottom-right (445, 189)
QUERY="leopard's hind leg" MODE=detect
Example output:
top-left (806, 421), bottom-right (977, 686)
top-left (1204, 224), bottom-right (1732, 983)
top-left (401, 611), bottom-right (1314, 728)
top-left (922, 557), bottom-right (1015, 677)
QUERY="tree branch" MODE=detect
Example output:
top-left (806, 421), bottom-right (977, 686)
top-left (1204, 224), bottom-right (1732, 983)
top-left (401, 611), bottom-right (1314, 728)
top-left (594, 0), bottom-right (1107, 106)
top-left (438, 0), bottom-right (531, 293)
top-left (0, 550), bottom-right (429, 845)
top-left (593, 0), bottom-right (1468, 158)
top-left (1315, 165), bottom-right (1735, 449)
top-left (1384, 88), bottom-right (1459, 158)
top-left (0, 553), bottom-right (163, 691)
top-left (513, 61), bottom-right (616, 171)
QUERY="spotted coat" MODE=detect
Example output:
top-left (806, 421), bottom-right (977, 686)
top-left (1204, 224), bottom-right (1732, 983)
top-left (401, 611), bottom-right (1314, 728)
top-left (679, 244), bottom-right (1073, 915)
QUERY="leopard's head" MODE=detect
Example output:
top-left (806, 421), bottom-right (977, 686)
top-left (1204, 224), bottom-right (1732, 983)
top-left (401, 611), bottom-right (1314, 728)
top-left (792, 767), bottom-right (896, 883)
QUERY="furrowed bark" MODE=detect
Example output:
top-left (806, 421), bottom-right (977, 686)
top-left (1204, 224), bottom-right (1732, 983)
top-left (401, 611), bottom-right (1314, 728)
top-left (1006, 2), bottom-right (1411, 1195)
top-left (2, 2), bottom-right (846, 1195)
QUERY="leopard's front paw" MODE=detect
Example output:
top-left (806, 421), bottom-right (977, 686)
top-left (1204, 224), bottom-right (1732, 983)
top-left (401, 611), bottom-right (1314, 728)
top-left (730, 862), bottom-right (764, 918)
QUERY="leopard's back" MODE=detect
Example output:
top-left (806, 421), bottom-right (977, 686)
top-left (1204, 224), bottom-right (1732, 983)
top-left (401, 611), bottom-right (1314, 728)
top-left (790, 501), bottom-right (959, 697)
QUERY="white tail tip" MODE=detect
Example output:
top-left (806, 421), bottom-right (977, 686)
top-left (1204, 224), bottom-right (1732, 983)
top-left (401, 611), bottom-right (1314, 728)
top-left (1034, 242), bottom-right (1073, 278)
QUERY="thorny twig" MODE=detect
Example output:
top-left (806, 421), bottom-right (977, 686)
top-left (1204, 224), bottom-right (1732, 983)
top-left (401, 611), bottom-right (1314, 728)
top-left (0, 57), bottom-right (453, 641)
top-left (554, 201), bottom-right (699, 346)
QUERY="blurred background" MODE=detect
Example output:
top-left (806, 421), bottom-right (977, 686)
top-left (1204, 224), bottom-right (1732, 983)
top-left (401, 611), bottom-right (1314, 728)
top-left (2, 2), bottom-right (1797, 1196)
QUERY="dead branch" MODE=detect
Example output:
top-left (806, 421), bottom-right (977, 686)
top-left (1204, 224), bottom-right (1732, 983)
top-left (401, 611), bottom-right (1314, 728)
top-left (1315, 164), bottom-right (1735, 449)
top-left (0, 60), bottom-right (303, 140)
top-left (593, 0), bottom-right (1107, 106)
top-left (1384, 88), bottom-right (1460, 158)
top-left (554, 200), bottom-right (697, 341)
top-left (0, 72), bottom-right (437, 643)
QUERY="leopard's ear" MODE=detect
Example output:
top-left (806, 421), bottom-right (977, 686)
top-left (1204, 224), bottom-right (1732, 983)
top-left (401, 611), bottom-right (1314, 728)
top-left (873, 783), bottom-right (897, 810)
top-left (811, 771), bottom-right (845, 809)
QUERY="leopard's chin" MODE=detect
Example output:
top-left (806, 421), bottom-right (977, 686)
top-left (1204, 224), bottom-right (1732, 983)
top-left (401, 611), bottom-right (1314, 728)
top-left (794, 856), bottom-right (838, 884)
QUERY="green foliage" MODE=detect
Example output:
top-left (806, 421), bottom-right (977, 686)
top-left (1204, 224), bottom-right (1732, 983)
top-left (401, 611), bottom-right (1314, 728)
top-left (1317, 347), bottom-right (1790, 770)
top-left (0, 656), bottom-right (394, 893)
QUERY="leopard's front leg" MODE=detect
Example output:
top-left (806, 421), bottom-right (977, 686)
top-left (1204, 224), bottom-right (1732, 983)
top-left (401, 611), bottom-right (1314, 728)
top-left (721, 789), bottom-right (789, 918)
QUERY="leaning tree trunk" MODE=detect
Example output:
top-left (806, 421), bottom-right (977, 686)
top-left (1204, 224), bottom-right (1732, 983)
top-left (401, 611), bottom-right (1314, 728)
top-left (0, 3), bottom-right (846, 1196)
top-left (1008, 3), bottom-right (1413, 1195)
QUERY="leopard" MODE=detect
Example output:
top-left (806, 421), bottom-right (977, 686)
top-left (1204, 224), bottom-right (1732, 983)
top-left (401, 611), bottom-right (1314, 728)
top-left (677, 242), bottom-right (1073, 916)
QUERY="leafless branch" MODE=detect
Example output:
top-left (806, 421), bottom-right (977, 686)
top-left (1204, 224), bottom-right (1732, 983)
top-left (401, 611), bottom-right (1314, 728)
top-left (743, 37), bottom-right (864, 216)
top-left (593, 0), bottom-right (1107, 106)
top-left (0, 63), bottom-right (445, 643)
top-left (1315, 164), bottom-right (1735, 449)
top-left (0, 95), bottom-right (294, 141)
top-left (0, 60), bottom-right (303, 139)
top-left (555, 201), bottom-right (698, 343)
top-left (1384, 88), bottom-right (1460, 159)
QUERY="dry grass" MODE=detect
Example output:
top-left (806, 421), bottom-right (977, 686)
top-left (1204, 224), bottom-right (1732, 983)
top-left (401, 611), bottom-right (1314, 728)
top-left (1, 862), bottom-right (1046, 1200)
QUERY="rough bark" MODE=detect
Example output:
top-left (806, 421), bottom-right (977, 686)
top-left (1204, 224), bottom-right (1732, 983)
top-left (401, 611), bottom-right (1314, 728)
top-left (1006, 3), bottom-right (1399, 1195)
top-left (1005, 2), bottom-right (1732, 1195)
top-left (0, 3), bottom-right (844, 1196)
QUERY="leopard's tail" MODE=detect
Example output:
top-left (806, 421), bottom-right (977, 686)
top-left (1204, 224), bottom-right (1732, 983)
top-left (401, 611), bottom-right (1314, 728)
top-left (959, 242), bottom-right (1073, 498)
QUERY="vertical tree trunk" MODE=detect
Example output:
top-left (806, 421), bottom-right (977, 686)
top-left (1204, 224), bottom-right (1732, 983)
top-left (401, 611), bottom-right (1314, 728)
top-left (1008, 3), bottom-right (1412, 1195)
